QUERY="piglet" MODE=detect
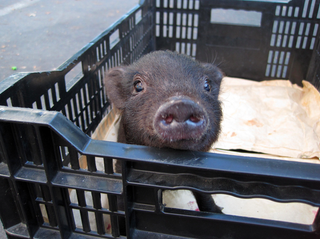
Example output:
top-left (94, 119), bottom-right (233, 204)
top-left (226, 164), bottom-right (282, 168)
top-left (105, 50), bottom-right (223, 213)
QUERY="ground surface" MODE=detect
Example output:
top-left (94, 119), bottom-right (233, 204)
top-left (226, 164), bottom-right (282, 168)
top-left (0, 0), bottom-right (138, 82)
top-left (0, 0), bottom-right (138, 238)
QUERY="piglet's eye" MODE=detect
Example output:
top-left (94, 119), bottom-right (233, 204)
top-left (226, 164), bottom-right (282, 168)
top-left (134, 80), bottom-right (144, 92)
top-left (204, 79), bottom-right (211, 92)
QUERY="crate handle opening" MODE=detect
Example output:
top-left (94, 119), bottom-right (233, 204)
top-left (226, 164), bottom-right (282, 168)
top-left (211, 9), bottom-right (262, 27)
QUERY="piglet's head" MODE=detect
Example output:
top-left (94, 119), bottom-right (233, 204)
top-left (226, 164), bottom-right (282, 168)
top-left (104, 50), bottom-right (223, 152)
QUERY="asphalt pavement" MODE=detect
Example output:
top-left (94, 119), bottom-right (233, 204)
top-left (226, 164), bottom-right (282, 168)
top-left (0, 0), bottom-right (138, 82)
top-left (0, 0), bottom-right (138, 238)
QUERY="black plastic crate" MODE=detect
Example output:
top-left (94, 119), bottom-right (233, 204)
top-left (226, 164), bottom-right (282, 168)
top-left (0, 0), bottom-right (320, 238)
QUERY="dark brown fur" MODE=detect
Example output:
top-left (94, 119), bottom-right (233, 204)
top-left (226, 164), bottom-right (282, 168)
top-left (105, 50), bottom-right (223, 213)
top-left (105, 50), bottom-right (223, 151)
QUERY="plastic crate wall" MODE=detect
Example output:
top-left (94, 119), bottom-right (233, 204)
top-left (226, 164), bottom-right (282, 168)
top-left (0, 0), bottom-right (155, 136)
top-left (0, 1), bottom-right (155, 238)
top-left (155, 0), bottom-right (320, 86)
top-left (0, 0), bottom-right (320, 239)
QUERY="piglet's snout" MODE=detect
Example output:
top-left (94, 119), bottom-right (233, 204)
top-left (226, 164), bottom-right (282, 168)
top-left (154, 96), bottom-right (208, 141)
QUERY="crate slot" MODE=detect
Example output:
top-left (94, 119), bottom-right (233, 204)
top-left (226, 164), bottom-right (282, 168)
top-left (63, 104), bottom-right (70, 121)
top-left (40, 94), bottom-right (46, 110)
top-left (32, 101), bottom-right (37, 109)
top-left (291, 21), bottom-right (297, 34)
top-left (87, 211), bottom-right (96, 231)
top-left (176, 0), bottom-right (181, 9)
top-left (103, 40), bottom-right (107, 56)
top-left (169, 12), bottom-right (173, 25)
top-left (193, 14), bottom-right (198, 27)
top-left (39, 204), bottom-right (49, 224)
top-left (288, 6), bottom-right (293, 17)
top-left (310, 37), bottom-right (316, 49)
top-left (294, 6), bottom-right (300, 17)
top-left (100, 43), bottom-right (104, 59)
top-left (277, 35), bottom-right (283, 47)
top-left (284, 21), bottom-right (290, 34)
top-left (183, 0), bottom-right (188, 9)
top-left (272, 20), bottom-right (278, 33)
top-left (47, 88), bottom-right (54, 109)
top-left (135, 9), bottom-right (142, 24)
top-left (302, 36), bottom-right (308, 49)
top-left (303, 0), bottom-right (310, 18)
top-left (175, 42), bottom-right (180, 52)
top-left (65, 62), bottom-right (84, 92)
top-left (75, 93), bottom-right (81, 115)
top-left (297, 36), bottom-right (302, 48)
top-left (309, 0), bottom-right (316, 18)
top-left (164, 0), bottom-right (168, 8)
top-left (194, 0), bottom-right (199, 10)
top-left (163, 25), bottom-right (167, 37)
top-left (299, 22), bottom-right (305, 35)
top-left (181, 42), bottom-right (186, 54)
top-left (54, 82), bottom-right (60, 101)
top-left (313, 23), bottom-right (319, 36)
top-left (39, 202), bottom-right (57, 227)
top-left (73, 208), bottom-right (84, 230)
top-left (282, 35), bottom-right (288, 47)
top-left (96, 47), bottom-right (100, 62)
top-left (84, 83), bottom-right (90, 103)
top-left (0, 163), bottom-right (10, 177)
top-left (109, 29), bottom-right (120, 49)
top-left (6, 98), bottom-right (12, 107)
top-left (192, 43), bottom-right (196, 57)
top-left (282, 5), bottom-right (287, 16)
top-left (193, 26), bottom-right (197, 40)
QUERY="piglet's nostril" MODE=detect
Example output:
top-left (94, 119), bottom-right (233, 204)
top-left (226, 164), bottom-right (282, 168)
top-left (154, 97), bottom-right (209, 141)
top-left (189, 115), bottom-right (201, 123)
top-left (163, 114), bottom-right (174, 124)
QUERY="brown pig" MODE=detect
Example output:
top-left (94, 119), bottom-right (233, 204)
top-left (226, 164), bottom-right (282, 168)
top-left (105, 50), bottom-right (223, 213)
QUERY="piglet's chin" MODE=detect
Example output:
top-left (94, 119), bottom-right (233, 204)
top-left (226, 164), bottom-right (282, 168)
top-left (157, 120), bottom-right (207, 141)
top-left (160, 138), bottom-right (208, 151)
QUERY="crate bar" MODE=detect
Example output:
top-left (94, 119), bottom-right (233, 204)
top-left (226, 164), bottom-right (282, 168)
top-left (2, 105), bottom-right (316, 200)
top-left (39, 125), bottom-right (74, 238)
top-left (2, 106), bottom-right (320, 238)
top-left (131, 209), bottom-right (319, 239)
top-left (39, 184), bottom-right (58, 227)
top-left (85, 139), bottom-right (320, 191)
top-left (52, 171), bottom-right (122, 195)
top-left (90, 191), bottom-right (106, 235)
top-left (126, 168), bottom-right (320, 206)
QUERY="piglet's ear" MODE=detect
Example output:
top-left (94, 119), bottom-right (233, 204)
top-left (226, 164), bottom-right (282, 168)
top-left (104, 66), bottom-right (128, 110)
